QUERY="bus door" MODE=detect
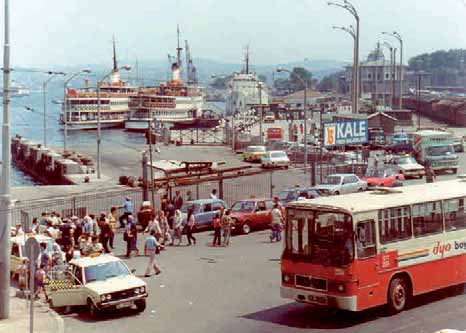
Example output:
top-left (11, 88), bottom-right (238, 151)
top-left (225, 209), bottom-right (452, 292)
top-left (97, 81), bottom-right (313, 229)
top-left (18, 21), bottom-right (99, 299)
top-left (355, 220), bottom-right (379, 287)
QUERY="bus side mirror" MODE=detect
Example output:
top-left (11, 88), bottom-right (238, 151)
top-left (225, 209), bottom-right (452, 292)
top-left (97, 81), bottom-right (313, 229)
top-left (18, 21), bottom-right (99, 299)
top-left (131, 268), bottom-right (136, 274)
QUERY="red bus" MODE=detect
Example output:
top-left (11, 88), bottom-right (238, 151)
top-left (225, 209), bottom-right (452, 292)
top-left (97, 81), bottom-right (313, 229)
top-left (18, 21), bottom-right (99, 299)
top-left (281, 178), bottom-right (466, 313)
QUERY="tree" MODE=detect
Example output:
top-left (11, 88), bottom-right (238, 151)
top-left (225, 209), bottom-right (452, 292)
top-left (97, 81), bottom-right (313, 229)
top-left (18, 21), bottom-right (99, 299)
top-left (289, 67), bottom-right (313, 91)
top-left (316, 70), bottom-right (345, 92)
top-left (408, 49), bottom-right (466, 86)
top-left (210, 75), bottom-right (232, 89)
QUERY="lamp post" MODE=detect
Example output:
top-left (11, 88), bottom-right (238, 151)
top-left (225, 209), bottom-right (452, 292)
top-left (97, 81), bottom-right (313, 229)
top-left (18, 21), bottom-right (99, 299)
top-left (382, 42), bottom-right (394, 109)
top-left (277, 67), bottom-right (309, 172)
top-left (63, 69), bottom-right (91, 151)
top-left (0, 0), bottom-right (11, 318)
top-left (43, 71), bottom-right (66, 147)
top-left (328, 0), bottom-right (360, 113)
top-left (257, 82), bottom-right (263, 144)
top-left (332, 25), bottom-right (356, 114)
top-left (382, 31), bottom-right (403, 110)
top-left (97, 65), bottom-right (131, 179)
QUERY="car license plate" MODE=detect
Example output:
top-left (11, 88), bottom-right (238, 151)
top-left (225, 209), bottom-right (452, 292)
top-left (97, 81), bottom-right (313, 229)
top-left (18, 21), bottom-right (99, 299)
top-left (116, 302), bottom-right (132, 309)
top-left (308, 295), bottom-right (328, 305)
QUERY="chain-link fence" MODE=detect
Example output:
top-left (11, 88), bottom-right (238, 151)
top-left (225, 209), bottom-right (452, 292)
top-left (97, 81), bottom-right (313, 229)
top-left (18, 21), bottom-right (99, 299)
top-left (7, 161), bottom-right (367, 226)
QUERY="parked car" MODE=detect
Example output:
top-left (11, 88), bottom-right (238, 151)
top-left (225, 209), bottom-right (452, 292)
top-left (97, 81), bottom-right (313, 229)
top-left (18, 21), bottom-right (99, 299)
top-left (453, 137), bottom-right (465, 153)
top-left (315, 174), bottom-right (367, 195)
top-left (243, 145), bottom-right (267, 162)
top-left (278, 187), bottom-right (320, 205)
top-left (180, 199), bottom-right (227, 230)
top-left (363, 167), bottom-right (405, 187)
top-left (261, 150), bottom-right (290, 168)
top-left (230, 198), bottom-right (274, 234)
top-left (388, 155), bottom-right (425, 179)
top-left (264, 112), bottom-right (275, 123)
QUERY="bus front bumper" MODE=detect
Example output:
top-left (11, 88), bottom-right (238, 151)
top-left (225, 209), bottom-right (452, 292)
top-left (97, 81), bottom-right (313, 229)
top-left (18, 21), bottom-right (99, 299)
top-left (280, 286), bottom-right (357, 311)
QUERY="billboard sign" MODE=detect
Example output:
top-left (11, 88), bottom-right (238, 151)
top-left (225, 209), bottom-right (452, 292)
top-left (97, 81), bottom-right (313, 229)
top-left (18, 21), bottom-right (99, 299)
top-left (323, 120), bottom-right (368, 146)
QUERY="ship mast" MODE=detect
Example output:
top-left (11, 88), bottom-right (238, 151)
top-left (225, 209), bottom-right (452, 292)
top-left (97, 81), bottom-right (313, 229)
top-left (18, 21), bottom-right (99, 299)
top-left (185, 40), bottom-right (190, 83)
top-left (244, 44), bottom-right (250, 74)
top-left (176, 24), bottom-right (183, 68)
top-left (112, 34), bottom-right (118, 72)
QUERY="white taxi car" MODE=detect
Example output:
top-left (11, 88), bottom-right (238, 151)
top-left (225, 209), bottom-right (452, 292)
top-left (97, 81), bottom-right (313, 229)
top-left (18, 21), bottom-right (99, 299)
top-left (46, 254), bottom-right (148, 317)
top-left (261, 150), bottom-right (290, 168)
top-left (10, 234), bottom-right (62, 275)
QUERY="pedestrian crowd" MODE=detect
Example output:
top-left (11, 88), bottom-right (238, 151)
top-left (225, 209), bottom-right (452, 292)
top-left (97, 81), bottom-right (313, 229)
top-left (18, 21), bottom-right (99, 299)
top-left (12, 189), bottom-right (286, 295)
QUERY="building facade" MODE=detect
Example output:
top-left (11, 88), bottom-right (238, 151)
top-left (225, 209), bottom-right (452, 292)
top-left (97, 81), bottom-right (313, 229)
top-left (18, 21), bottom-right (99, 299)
top-left (345, 45), bottom-right (408, 108)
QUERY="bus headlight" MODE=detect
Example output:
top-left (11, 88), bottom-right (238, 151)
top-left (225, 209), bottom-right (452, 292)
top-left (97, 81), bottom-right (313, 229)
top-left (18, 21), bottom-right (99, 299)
top-left (282, 273), bottom-right (292, 284)
top-left (101, 295), bottom-right (106, 302)
top-left (106, 294), bottom-right (112, 300)
top-left (134, 288), bottom-right (140, 294)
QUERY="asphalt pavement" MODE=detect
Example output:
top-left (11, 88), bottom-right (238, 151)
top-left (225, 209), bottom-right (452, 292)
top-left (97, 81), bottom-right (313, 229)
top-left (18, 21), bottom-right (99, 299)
top-left (62, 213), bottom-right (466, 333)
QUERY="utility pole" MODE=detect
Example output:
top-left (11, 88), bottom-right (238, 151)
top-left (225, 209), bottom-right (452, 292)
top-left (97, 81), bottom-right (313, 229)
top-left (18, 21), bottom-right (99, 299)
top-left (277, 68), bottom-right (309, 172)
top-left (43, 72), bottom-right (65, 147)
top-left (147, 120), bottom-right (156, 209)
top-left (332, 25), bottom-right (356, 114)
top-left (383, 31), bottom-right (404, 110)
top-left (392, 48), bottom-right (397, 109)
top-left (0, 0), bottom-right (12, 318)
top-left (258, 82), bottom-right (263, 144)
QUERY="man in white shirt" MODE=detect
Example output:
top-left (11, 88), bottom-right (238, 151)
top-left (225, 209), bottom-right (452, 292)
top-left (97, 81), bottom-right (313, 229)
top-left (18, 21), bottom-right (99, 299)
top-left (210, 189), bottom-right (218, 200)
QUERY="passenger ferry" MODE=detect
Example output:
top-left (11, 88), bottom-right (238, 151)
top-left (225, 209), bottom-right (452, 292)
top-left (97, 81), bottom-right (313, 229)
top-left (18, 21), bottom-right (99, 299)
top-left (61, 39), bottom-right (137, 130)
top-left (125, 63), bottom-right (203, 131)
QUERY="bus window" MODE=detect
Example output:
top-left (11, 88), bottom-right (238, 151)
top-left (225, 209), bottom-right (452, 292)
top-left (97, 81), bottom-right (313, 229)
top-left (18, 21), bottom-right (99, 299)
top-left (378, 206), bottom-right (411, 243)
top-left (445, 198), bottom-right (466, 231)
top-left (356, 220), bottom-right (376, 258)
top-left (413, 201), bottom-right (443, 237)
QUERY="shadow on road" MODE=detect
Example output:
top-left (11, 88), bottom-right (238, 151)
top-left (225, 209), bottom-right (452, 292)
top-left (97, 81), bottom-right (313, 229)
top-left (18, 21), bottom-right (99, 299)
top-left (241, 285), bottom-right (466, 329)
top-left (241, 302), bottom-right (381, 329)
top-left (62, 306), bottom-right (143, 323)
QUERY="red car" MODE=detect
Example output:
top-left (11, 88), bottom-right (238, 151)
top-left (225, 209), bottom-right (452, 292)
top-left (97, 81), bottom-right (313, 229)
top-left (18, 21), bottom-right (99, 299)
top-left (230, 198), bottom-right (274, 234)
top-left (363, 168), bottom-right (405, 187)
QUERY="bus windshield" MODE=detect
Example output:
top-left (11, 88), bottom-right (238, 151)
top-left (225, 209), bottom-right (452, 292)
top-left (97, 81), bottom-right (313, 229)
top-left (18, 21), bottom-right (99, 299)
top-left (285, 209), bottom-right (354, 266)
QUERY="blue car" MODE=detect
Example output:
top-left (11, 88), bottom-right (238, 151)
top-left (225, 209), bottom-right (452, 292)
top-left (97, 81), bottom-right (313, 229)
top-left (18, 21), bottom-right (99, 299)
top-left (181, 199), bottom-right (228, 230)
top-left (278, 187), bottom-right (320, 205)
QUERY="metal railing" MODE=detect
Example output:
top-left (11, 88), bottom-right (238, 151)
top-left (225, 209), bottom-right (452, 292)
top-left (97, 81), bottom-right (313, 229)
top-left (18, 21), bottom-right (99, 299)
top-left (6, 161), bottom-right (367, 225)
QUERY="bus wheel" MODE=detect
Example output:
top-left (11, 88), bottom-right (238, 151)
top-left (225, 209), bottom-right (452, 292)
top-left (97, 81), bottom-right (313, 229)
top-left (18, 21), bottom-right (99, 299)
top-left (388, 276), bottom-right (409, 313)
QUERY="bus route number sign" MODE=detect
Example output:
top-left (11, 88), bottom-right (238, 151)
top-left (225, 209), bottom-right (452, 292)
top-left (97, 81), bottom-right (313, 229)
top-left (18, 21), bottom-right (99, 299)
top-left (323, 120), bottom-right (368, 147)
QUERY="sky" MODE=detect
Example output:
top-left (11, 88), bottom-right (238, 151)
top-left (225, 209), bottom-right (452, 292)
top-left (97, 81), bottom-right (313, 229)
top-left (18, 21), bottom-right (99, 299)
top-left (2, 0), bottom-right (466, 68)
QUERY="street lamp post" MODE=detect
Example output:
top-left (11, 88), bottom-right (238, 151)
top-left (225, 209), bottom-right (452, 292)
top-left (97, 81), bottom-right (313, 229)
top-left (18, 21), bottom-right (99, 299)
top-left (97, 65), bottom-right (131, 179)
top-left (328, 0), bottom-right (360, 114)
top-left (332, 25), bottom-right (356, 115)
top-left (43, 71), bottom-right (66, 147)
top-left (382, 42), bottom-right (394, 109)
top-left (257, 82), bottom-right (263, 144)
top-left (277, 67), bottom-right (309, 172)
top-left (0, 0), bottom-right (11, 319)
top-left (383, 31), bottom-right (403, 110)
top-left (63, 69), bottom-right (91, 151)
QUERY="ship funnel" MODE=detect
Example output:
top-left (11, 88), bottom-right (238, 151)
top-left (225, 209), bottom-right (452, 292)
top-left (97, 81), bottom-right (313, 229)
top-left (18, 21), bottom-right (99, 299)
top-left (171, 62), bottom-right (181, 82)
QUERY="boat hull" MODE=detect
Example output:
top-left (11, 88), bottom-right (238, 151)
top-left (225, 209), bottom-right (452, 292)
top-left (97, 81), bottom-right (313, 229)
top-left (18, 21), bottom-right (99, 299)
top-left (61, 120), bottom-right (124, 131)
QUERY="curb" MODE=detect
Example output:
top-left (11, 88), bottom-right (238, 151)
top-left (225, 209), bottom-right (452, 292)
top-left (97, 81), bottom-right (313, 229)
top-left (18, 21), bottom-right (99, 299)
top-left (46, 306), bottom-right (65, 333)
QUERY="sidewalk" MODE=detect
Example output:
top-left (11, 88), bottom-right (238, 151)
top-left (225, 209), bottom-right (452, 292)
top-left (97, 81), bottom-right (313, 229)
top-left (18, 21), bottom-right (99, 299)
top-left (0, 288), bottom-right (64, 333)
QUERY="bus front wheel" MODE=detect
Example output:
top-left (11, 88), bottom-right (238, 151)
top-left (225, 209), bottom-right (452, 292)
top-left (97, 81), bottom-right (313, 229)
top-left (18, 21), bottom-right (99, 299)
top-left (387, 276), bottom-right (409, 313)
